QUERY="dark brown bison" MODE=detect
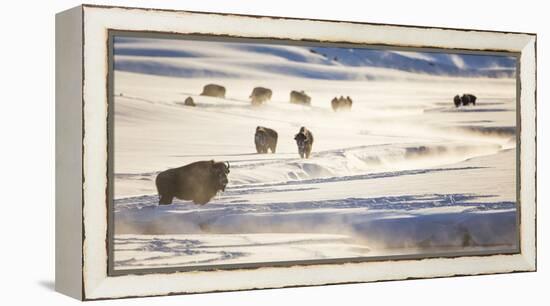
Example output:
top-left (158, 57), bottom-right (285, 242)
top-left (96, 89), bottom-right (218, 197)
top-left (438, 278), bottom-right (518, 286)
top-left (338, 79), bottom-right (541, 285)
top-left (290, 90), bottom-right (311, 106)
top-left (461, 94), bottom-right (477, 106)
top-left (453, 93), bottom-right (477, 107)
top-left (453, 95), bottom-right (461, 107)
top-left (155, 160), bottom-right (230, 205)
top-left (200, 84), bottom-right (226, 98)
top-left (331, 96), bottom-right (353, 111)
top-left (255, 126), bottom-right (278, 154)
top-left (294, 126), bottom-right (314, 159)
top-left (184, 97), bottom-right (196, 106)
top-left (250, 87), bottom-right (272, 105)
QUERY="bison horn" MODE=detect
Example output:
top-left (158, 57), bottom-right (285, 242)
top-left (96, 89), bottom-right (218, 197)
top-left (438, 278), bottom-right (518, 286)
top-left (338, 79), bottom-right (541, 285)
top-left (225, 161), bottom-right (230, 171)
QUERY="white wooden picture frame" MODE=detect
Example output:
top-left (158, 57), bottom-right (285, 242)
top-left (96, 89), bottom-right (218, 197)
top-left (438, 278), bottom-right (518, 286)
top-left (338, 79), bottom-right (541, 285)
top-left (55, 4), bottom-right (536, 300)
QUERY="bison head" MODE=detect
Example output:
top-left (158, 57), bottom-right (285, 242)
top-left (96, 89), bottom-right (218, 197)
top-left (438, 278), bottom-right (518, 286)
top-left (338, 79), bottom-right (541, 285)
top-left (211, 161), bottom-right (230, 191)
top-left (255, 128), bottom-right (267, 146)
top-left (454, 95), bottom-right (461, 107)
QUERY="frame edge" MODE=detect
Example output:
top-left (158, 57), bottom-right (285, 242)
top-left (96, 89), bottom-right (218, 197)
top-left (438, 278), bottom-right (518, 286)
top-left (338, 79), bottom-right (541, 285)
top-left (55, 4), bottom-right (84, 301)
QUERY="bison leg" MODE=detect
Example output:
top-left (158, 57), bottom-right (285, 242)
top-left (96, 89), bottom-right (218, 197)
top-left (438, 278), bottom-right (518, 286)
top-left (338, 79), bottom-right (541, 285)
top-left (159, 194), bottom-right (174, 205)
top-left (270, 143), bottom-right (277, 154)
top-left (156, 172), bottom-right (175, 205)
top-left (305, 147), bottom-right (312, 159)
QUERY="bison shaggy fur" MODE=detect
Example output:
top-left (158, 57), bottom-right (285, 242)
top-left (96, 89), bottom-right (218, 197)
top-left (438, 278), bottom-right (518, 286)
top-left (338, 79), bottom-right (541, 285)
top-left (461, 94), bottom-right (477, 106)
top-left (250, 87), bottom-right (272, 105)
top-left (453, 93), bottom-right (477, 107)
top-left (200, 84), bottom-right (226, 98)
top-left (155, 160), bottom-right (230, 205)
top-left (290, 90), bottom-right (311, 106)
top-left (294, 126), bottom-right (314, 159)
top-left (255, 126), bottom-right (278, 154)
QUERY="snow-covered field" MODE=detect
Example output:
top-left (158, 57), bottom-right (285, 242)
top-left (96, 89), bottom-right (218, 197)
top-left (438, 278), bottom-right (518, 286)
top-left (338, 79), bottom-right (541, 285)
top-left (112, 37), bottom-right (518, 271)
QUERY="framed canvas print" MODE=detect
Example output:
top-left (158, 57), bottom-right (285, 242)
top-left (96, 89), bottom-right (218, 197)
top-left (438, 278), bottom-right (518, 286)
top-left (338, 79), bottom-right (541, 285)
top-left (55, 4), bottom-right (537, 300)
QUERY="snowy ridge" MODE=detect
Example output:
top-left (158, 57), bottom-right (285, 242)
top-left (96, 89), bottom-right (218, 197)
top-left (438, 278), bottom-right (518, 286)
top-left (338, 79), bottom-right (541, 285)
top-left (226, 142), bottom-right (506, 186)
top-left (114, 36), bottom-right (516, 79)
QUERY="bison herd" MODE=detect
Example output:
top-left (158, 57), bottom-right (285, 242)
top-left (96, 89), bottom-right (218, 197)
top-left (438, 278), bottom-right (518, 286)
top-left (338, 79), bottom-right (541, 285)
top-left (156, 125), bottom-right (315, 205)
top-left (195, 84), bottom-right (478, 110)
top-left (187, 83), bottom-right (353, 111)
top-left (331, 96), bottom-right (353, 111)
top-left (253, 125), bottom-right (315, 157)
top-left (254, 125), bottom-right (314, 158)
top-left (155, 83), bottom-right (479, 205)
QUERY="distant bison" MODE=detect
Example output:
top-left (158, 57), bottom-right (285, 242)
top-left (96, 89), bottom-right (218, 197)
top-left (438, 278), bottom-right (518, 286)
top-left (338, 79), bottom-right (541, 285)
top-left (453, 93), bottom-right (477, 107)
top-left (255, 126), bottom-right (278, 154)
top-left (461, 94), bottom-right (477, 106)
top-left (294, 126), bottom-right (314, 159)
top-left (184, 97), bottom-right (196, 107)
top-left (290, 90), bottom-right (311, 106)
top-left (200, 84), bottom-right (226, 98)
top-left (155, 160), bottom-right (230, 205)
top-left (250, 87), bottom-right (272, 105)
top-left (331, 96), bottom-right (353, 111)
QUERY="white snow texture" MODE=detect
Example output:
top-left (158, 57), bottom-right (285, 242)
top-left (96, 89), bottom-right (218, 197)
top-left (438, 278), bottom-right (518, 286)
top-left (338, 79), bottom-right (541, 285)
top-left (112, 36), bottom-right (518, 270)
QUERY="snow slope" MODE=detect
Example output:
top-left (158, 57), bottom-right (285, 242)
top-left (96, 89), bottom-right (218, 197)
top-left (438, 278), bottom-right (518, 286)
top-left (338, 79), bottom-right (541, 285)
top-left (112, 37), bottom-right (517, 270)
top-left (114, 36), bottom-right (517, 78)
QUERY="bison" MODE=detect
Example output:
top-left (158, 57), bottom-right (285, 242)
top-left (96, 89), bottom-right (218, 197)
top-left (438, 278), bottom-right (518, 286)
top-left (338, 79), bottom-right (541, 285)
top-left (200, 84), bottom-right (226, 98)
top-left (294, 126), bottom-right (314, 159)
top-left (250, 87), bottom-right (272, 105)
top-left (155, 160), bottom-right (230, 205)
top-left (461, 94), bottom-right (477, 106)
top-left (453, 95), bottom-right (461, 108)
top-left (453, 93), bottom-right (477, 107)
top-left (184, 97), bottom-right (196, 107)
top-left (255, 126), bottom-right (278, 154)
top-left (331, 96), bottom-right (353, 111)
top-left (290, 90), bottom-right (311, 106)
